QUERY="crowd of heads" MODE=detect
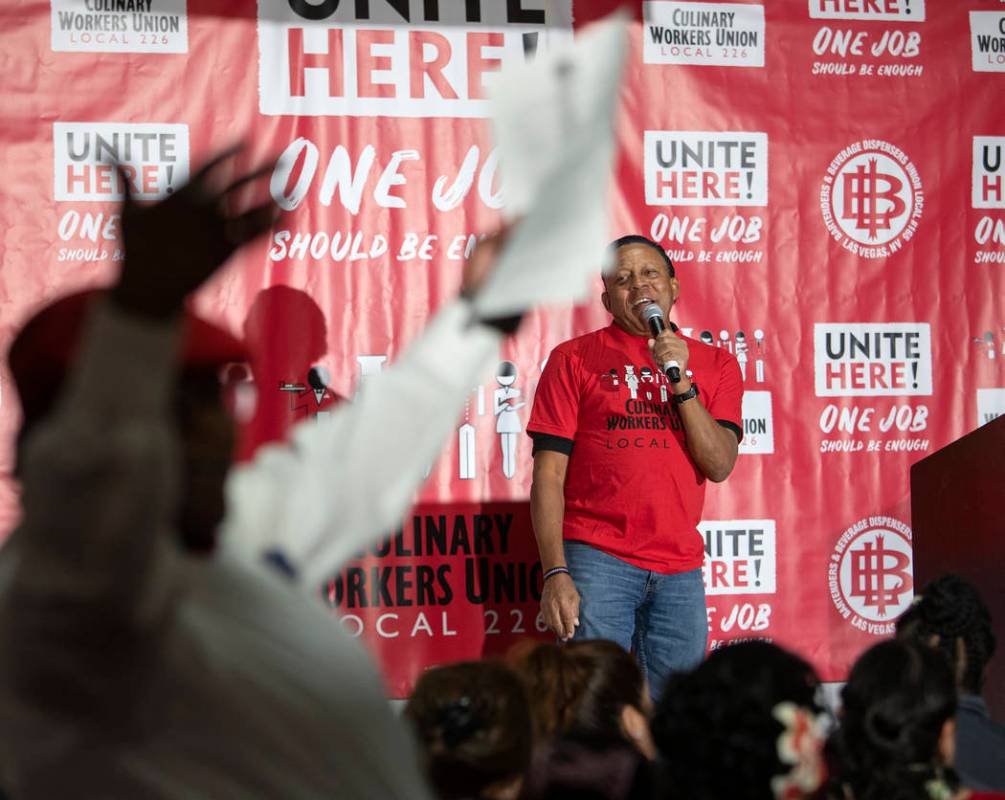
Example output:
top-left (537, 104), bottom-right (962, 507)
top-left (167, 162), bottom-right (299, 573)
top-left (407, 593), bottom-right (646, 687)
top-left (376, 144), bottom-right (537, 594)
top-left (403, 574), bottom-right (1000, 800)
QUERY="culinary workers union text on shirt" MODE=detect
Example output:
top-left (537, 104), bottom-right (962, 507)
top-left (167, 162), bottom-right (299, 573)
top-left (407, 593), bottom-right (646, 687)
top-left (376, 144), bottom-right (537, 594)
top-left (528, 323), bottom-right (743, 573)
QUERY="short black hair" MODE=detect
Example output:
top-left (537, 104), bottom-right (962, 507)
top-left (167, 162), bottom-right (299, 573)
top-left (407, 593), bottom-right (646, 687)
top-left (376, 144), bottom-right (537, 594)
top-left (606, 235), bottom-right (675, 278)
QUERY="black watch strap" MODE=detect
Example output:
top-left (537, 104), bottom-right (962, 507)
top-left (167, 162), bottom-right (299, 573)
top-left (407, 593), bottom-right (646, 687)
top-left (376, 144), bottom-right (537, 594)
top-left (672, 383), bottom-right (699, 405)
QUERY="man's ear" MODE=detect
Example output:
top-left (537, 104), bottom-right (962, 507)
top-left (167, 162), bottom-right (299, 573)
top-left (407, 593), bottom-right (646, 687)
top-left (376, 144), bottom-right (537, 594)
top-left (669, 276), bottom-right (680, 304)
top-left (602, 291), bottom-right (611, 313)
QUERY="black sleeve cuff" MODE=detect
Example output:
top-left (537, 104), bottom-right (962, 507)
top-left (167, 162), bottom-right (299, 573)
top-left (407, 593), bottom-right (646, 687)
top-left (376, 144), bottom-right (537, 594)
top-left (530, 432), bottom-right (574, 456)
top-left (717, 420), bottom-right (743, 443)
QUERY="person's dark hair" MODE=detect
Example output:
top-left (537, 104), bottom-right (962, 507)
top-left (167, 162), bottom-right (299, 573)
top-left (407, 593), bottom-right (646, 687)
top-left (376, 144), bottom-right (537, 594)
top-left (651, 641), bottom-right (823, 800)
top-left (404, 660), bottom-right (531, 800)
top-left (509, 639), bottom-right (646, 747)
top-left (896, 574), bottom-right (996, 695)
top-left (830, 639), bottom-right (958, 800)
top-left (606, 235), bottom-right (675, 279)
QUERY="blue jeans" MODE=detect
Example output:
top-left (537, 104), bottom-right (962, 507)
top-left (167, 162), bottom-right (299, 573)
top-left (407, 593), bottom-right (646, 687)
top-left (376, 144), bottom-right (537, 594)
top-left (564, 540), bottom-right (707, 701)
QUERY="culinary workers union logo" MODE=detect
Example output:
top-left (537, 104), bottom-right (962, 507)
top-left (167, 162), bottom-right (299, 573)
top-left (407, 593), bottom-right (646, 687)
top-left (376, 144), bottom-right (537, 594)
top-left (820, 140), bottom-right (923, 257)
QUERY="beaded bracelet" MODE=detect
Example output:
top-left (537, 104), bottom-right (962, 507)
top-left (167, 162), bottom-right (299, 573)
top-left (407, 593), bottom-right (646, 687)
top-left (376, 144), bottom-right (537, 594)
top-left (543, 566), bottom-right (571, 582)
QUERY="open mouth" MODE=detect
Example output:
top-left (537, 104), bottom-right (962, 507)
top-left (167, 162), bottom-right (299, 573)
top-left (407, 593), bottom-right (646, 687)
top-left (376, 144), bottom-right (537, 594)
top-left (632, 297), bottom-right (654, 314)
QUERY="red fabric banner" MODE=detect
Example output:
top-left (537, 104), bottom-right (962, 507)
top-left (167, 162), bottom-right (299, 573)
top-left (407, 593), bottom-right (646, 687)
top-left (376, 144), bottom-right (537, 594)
top-left (1, 0), bottom-right (1002, 696)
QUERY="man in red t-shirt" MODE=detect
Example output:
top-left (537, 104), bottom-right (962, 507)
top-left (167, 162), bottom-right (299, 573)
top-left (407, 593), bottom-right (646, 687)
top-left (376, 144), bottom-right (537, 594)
top-left (527, 235), bottom-right (743, 697)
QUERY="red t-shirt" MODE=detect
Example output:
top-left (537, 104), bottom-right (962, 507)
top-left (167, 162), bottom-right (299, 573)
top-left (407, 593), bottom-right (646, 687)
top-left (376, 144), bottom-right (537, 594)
top-left (527, 322), bottom-right (744, 574)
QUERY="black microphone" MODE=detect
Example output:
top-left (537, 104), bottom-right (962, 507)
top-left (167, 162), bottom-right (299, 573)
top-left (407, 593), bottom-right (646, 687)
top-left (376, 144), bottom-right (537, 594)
top-left (642, 303), bottom-right (681, 383)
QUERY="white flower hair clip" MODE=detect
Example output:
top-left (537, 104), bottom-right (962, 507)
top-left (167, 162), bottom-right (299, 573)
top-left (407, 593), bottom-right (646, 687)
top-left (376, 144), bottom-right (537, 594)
top-left (770, 701), bottom-right (828, 800)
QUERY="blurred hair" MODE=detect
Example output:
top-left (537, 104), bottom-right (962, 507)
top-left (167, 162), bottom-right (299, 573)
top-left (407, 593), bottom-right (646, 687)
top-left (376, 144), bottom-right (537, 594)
top-left (404, 660), bottom-right (531, 800)
top-left (509, 639), bottom-right (646, 747)
top-left (651, 641), bottom-right (822, 800)
top-left (896, 574), bottom-right (996, 695)
top-left (830, 639), bottom-right (958, 800)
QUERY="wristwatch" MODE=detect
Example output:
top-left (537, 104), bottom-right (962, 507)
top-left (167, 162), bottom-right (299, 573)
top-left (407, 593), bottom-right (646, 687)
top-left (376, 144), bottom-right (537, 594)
top-left (672, 383), bottom-right (699, 405)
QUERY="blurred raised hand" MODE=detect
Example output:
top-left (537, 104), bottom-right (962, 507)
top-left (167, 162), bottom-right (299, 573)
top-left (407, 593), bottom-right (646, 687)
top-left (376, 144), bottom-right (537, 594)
top-left (112, 146), bottom-right (279, 319)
